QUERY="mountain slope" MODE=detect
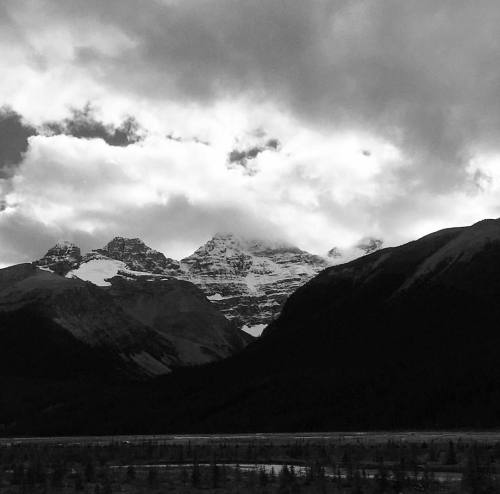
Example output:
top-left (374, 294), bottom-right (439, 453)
top-left (107, 277), bottom-right (252, 365)
top-left (0, 262), bottom-right (250, 377)
top-left (0, 264), bottom-right (179, 378)
top-left (153, 218), bottom-right (500, 431)
top-left (6, 218), bottom-right (500, 434)
top-left (34, 237), bottom-right (253, 365)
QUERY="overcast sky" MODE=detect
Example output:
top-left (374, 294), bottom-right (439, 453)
top-left (2, 0), bottom-right (500, 266)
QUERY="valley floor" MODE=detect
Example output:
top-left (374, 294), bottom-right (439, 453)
top-left (0, 432), bottom-right (498, 493)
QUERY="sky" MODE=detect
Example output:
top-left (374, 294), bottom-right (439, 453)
top-left (2, 0), bottom-right (500, 266)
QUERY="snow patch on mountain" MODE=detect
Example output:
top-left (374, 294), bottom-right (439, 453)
top-left (67, 259), bottom-right (127, 286)
top-left (242, 323), bottom-right (267, 337)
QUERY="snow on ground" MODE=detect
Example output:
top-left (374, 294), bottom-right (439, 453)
top-left (67, 259), bottom-right (126, 286)
top-left (37, 266), bottom-right (53, 272)
top-left (207, 293), bottom-right (235, 301)
top-left (67, 258), bottom-right (161, 286)
top-left (241, 324), bottom-right (266, 337)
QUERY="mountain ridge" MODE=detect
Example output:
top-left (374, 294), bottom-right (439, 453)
top-left (3, 218), bottom-right (500, 433)
top-left (35, 233), bottom-right (382, 334)
top-left (0, 262), bottom-right (251, 377)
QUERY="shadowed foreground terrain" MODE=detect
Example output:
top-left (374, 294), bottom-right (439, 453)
top-left (0, 434), bottom-right (499, 493)
top-left (4, 219), bottom-right (500, 434)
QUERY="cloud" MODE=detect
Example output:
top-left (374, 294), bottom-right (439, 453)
top-left (1, 133), bottom-right (291, 262)
top-left (3, 2), bottom-right (500, 266)
top-left (11, 0), bottom-right (498, 194)
top-left (0, 106), bottom-right (37, 210)
top-left (355, 237), bottom-right (383, 254)
top-left (43, 104), bottom-right (143, 146)
top-left (0, 106), bottom-right (37, 179)
top-left (228, 138), bottom-right (281, 175)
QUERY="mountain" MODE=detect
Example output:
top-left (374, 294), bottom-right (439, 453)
top-left (0, 263), bottom-right (179, 378)
top-left (107, 276), bottom-right (251, 365)
top-left (180, 233), bottom-right (329, 335)
top-left (35, 240), bottom-right (81, 275)
top-left (150, 218), bottom-right (500, 431)
top-left (96, 237), bottom-right (181, 275)
top-left (36, 234), bottom-right (329, 336)
top-left (226, 218), bottom-right (500, 429)
top-left (325, 237), bottom-right (384, 264)
top-left (35, 237), bottom-right (181, 282)
top-left (7, 218), bottom-right (500, 434)
top-left (0, 261), bottom-right (250, 377)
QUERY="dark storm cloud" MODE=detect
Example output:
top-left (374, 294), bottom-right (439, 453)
top-left (24, 0), bottom-right (500, 193)
top-left (0, 195), bottom-right (289, 265)
top-left (228, 138), bottom-right (280, 174)
top-left (88, 195), bottom-right (289, 248)
top-left (43, 104), bottom-right (143, 147)
top-left (0, 211), bottom-right (103, 265)
top-left (0, 107), bottom-right (37, 179)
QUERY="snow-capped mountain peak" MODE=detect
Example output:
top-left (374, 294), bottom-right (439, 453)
top-left (34, 240), bottom-right (81, 275)
top-left (36, 232), bottom-right (377, 336)
top-left (97, 237), bottom-right (181, 275)
top-left (179, 233), bottom-right (329, 333)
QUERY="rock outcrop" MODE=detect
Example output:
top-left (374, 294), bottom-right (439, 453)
top-left (180, 233), bottom-right (329, 334)
top-left (97, 237), bottom-right (181, 275)
top-left (34, 241), bottom-right (81, 275)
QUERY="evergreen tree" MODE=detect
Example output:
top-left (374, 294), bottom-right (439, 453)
top-left (126, 465), bottom-right (135, 482)
top-left (85, 461), bottom-right (95, 483)
top-left (74, 473), bottom-right (84, 491)
top-left (210, 461), bottom-right (220, 489)
top-left (258, 467), bottom-right (268, 487)
top-left (445, 441), bottom-right (457, 465)
top-left (191, 461), bottom-right (201, 488)
top-left (234, 463), bottom-right (242, 484)
top-left (147, 467), bottom-right (158, 488)
top-left (180, 466), bottom-right (188, 486)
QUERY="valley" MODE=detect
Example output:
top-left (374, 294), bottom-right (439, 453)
top-left (0, 432), bottom-right (497, 493)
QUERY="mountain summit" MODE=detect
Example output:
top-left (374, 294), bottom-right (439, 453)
top-left (35, 240), bottom-right (81, 275)
top-left (180, 233), bottom-right (328, 334)
top-left (98, 237), bottom-right (181, 275)
top-left (35, 233), bottom-right (330, 335)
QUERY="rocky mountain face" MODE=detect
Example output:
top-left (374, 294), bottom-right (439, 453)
top-left (35, 237), bottom-right (181, 279)
top-left (34, 240), bottom-right (81, 275)
top-left (180, 233), bottom-right (329, 334)
top-left (97, 237), bottom-right (181, 275)
top-left (36, 233), bottom-right (331, 335)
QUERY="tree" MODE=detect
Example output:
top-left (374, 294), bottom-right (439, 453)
top-left (85, 461), bottom-right (95, 483)
top-left (445, 441), bottom-right (457, 465)
top-left (74, 473), bottom-right (85, 491)
top-left (125, 465), bottom-right (135, 482)
top-left (147, 467), bottom-right (158, 488)
top-left (210, 461), bottom-right (220, 489)
top-left (191, 461), bottom-right (201, 488)
top-left (258, 467), bottom-right (268, 487)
